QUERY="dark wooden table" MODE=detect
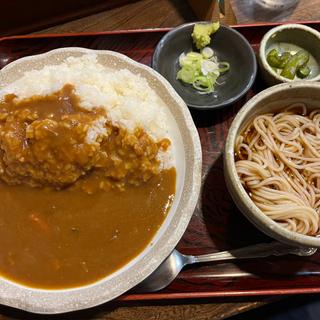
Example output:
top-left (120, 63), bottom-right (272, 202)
top-left (1, 0), bottom-right (320, 319)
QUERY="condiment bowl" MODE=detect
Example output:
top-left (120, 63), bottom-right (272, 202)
top-left (259, 24), bottom-right (320, 86)
top-left (0, 47), bottom-right (202, 313)
top-left (152, 22), bottom-right (257, 110)
top-left (224, 81), bottom-right (320, 248)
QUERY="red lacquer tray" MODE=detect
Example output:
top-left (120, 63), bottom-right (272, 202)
top-left (1, 21), bottom-right (320, 301)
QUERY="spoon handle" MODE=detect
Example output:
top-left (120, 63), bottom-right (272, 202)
top-left (187, 241), bottom-right (317, 264)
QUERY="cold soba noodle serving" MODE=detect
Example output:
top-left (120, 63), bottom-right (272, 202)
top-left (0, 54), bottom-right (176, 289)
top-left (235, 104), bottom-right (320, 236)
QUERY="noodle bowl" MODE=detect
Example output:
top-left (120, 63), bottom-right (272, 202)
top-left (225, 82), bottom-right (320, 247)
top-left (235, 103), bottom-right (320, 236)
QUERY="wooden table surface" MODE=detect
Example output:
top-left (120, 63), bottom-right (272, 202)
top-left (2, 0), bottom-right (320, 319)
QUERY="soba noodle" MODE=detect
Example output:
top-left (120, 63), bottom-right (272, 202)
top-left (235, 103), bottom-right (320, 236)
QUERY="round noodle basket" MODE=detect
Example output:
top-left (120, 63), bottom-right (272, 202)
top-left (224, 81), bottom-right (320, 249)
top-left (0, 48), bottom-right (202, 313)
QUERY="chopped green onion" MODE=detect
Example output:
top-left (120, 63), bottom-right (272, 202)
top-left (218, 62), bottom-right (230, 73)
top-left (177, 48), bottom-right (230, 94)
top-left (177, 65), bottom-right (196, 84)
top-left (201, 60), bottom-right (219, 75)
top-left (201, 47), bottom-right (214, 59)
top-left (186, 52), bottom-right (202, 60)
top-left (193, 76), bottom-right (213, 92)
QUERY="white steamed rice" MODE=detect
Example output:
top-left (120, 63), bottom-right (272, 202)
top-left (0, 54), bottom-right (174, 167)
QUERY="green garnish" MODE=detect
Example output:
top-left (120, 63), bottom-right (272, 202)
top-left (267, 49), bottom-right (282, 68)
top-left (266, 48), bottom-right (311, 80)
top-left (191, 22), bottom-right (220, 50)
top-left (177, 22), bottom-right (230, 94)
top-left (278, 52), bottom-right (291, 68)
top-left (297, 65), bottom-right (311, 79)
top-left (280, 50), bottom-right (309, 80)
top-left (177, 47), bottom-right (230, 94)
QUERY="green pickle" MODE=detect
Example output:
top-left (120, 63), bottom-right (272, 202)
top-left (267, 49), bottom-right (282, 68)
top-left (280, 50), bottom-right (310, 80)
top-left (266, 48), bottom-right (311, 80)
top-left (297, 65), bottom-right (311, 79)
top-left (279, 52), bottom-right (291, 68)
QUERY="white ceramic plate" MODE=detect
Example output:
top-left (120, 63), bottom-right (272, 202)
top-left (0, 47), bottom-right (202, 314)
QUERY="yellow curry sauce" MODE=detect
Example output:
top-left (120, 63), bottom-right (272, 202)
top-left (0, 85), bottom-right (176, 289)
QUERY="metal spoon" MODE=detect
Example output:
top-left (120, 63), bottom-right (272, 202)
top-left (134, 242), bottom-right (317, 293)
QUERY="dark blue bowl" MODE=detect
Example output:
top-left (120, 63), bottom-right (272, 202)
top-left (152, 22), bottom-right (257, 110)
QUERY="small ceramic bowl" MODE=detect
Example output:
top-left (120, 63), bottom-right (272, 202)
top-left (224, 81), bottom-right (320, 248)
top-left (259, 24), bottom-right (320, 86)
top-left (152, 22), bottom-right (257, 110)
